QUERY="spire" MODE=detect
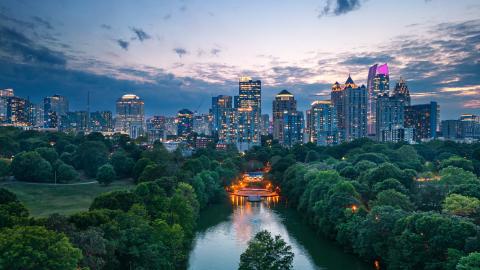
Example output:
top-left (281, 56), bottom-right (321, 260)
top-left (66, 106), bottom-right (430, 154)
top-left (345, 74), bottom-right (354, 85)
top-left (277, 89), bottom-right (292, 96)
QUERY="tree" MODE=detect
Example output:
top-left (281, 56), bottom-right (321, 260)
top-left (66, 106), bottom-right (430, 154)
top-left (440, 156), bottom-right (474, 172)
top-left (443, 194), bottom-right (480, 217)
top-left (71, 228), bottom-right (108, 270)
top-left (110, 150), bottom-right (134, 178)
top-left (75, 141), bottom-right (109, 177)
top-left (0, 158), bottom-right (10, 177)
top-left (239, 230), bottom-right (294, 270)
top-left (0, 188), bottom-right (18, 204)
top-left (0, 226), bottom-right (82, 270)
top-left (96, 164), bottom-right (116, 186)
top-left (56, 163), bottom-right (79, 183)
top-left (457, 252), bottom-right (480, 270)
top-left (10, 151), bottom-right (52, 182)
top-left (371, 189), bottom-right (414, 211)
top-left (90, 190), bottom-right (139, 212)
top-left (35, 147), bottom-right (59, 164)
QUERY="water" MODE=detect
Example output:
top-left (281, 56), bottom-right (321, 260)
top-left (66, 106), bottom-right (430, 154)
top-left (188, 197), bottom-right (371, 270)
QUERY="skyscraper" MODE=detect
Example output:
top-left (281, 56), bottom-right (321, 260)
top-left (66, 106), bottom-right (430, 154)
top-left (459, 114), bottom-right (480, 139)
top-left (115, 94), bottom-right (145, 139)
top-left (393, 77), bottom-right (411, 106)
top-left (272, 90), bottom-right (302, 146)
top-left (441, 120), bottom-right (461, 140)
top-left (404, 102), bottom-right (440, 142)
top-left (147, 116), bottom-right (166, 143)
top-left (90, 111), bottom-right (113, 132)
top-left (343, 76), bottom-right (368, 141)
top-left (193, 114), bottom-right (211, 136)
top-left (367, 63), bottom-right (390, 137)
top-left (260, 114), bottom-right (270, 136)
top-left (308, 100), bottom-right (339, 145)
top-left (44, 94), bottom-right (69, 128)
top-left (376, 93), bottom-right (406, 142)
top-left (235, 107), bottom-right (257, 151)
top-left (330, 81), bottom-right (345, 139)
top-left (177, 109), bottom-right (194, 138)
top-left (7, 96), bottom-right (31, 126)
top-left (0, 89), bottom-right (14, 123)
top-left (237, 77), bottom-right (261, 147)
top-left (211, 95), bottom-right (233, 135)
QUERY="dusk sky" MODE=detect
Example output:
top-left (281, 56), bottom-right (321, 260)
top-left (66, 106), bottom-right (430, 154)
top-left (0, 0), bottom-right (479, 118)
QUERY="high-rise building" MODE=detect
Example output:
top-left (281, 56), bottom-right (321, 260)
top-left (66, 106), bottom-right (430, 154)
top-left (392, 77), bottom-right (411, 106)
top-left (441, 120), bottom-right (461, 140)
top-left (331, 81), bottom-right (345, 138)
top-left (211, 95), bottom-right (232, 134)
top-left (260, 114), bottom-right (270, 136)
top-left (308, 100), bottom-right (339, 145)
top-left (404, 102), bottom-right (440, 142)
top-left (237, 77), bottom-right (261, 147)
top-left (177, 109), bottom-right (194, 138)
top-left (164, 117), bottom-right (178, 136)
top-left (115, 94), bottom-right (145, 139)
top-left (6, 96), bottom-right (31, 126)
top-left (147, 116), bottom-right (166, 143)
top-left (90, 111), bottom-right (113, 132)
top-left (61, 111), bottom-right (88, 133)
top-left (193, 114), bottom-right (211, 136)
top-left (367, 63), bottom-right (390, 136)
top-left (343, 76), bottom-right (368, 141)
top-left (235, 107), bottom-right (257, 151)
top-left (44, 95), bottom-right (69, 128)
top-left (459, 114), bottom-right (480, 139)
top-left (272, 90), bottom-right (302, 146)
top-left (0, 89), bottom-right (14, 123)
top-left (376, 93), bottom-right (405, 142)
top-left (29, 103), bottom-right (44, 128)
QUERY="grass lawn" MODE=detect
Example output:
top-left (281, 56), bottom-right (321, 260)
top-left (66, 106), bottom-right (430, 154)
top-left (2, 179), bottom-right (134, 217)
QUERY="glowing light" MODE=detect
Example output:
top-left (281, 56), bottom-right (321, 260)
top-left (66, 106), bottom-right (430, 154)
top-left (374, 260), bottom-right (380, 270)
top-left (351, 205), bottom-right (358, 213)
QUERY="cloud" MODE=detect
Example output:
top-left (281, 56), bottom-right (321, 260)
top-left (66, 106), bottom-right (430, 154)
top-left (32, 16), bottom-right (53, 30)
top-left (0, 26), bottom-right (66, 66)
top-left (174, 47), bottom-right (188, 58)
top-left (116, 39), bottom-right (129, 50)
top-left (211, 48), bottom-right (221, 56)
top-left (340, 54), bottom-right (396, 66)
top-left (163, 14), bottom-right (172, 20)
top-left (179, 5), bottom-right (187, 12)
top-left (464, 100), bottom-right (480, 109)
top-left (100, 24), bottom-right (112, 30)
top-left (131, 27), bottom-right (151, 42)
top-left (318, 0), bottom-right (366, 17)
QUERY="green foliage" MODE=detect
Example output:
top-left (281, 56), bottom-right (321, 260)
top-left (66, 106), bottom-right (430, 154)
top-left (457, 252), bottom-right (480, 270)
top-left (0, 226), bottom-right (82, 270)
top-left (110, 150), bottom-right (134, 178)
top-left (11, 151), bottom-right (52, 182)
top-left (0, 158), bottom-right (10, 177)
top-left (370, 189), bottom-right (414, 211)
top-left (238, 230), bottom-right (294, 270)
top-left (443, 194), bottom-right (480, 217)
top-left (96, 164), bottom-right (116, 186)
top-left (35, 147), bottom-right (59, 164)
top-left (0, 188), bottom-right (17, 204)
top-left (440, 156), bottom-right (474, 172)
top-left (75, 141), bottom-right (109, 177)
top-left (56, 163), bottom-right (79, 183)
top-left (90, 190), bottom-right (139, 212)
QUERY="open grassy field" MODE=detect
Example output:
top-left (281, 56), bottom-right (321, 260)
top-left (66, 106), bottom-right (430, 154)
top-left (2, 180), bottom-right (134, 217)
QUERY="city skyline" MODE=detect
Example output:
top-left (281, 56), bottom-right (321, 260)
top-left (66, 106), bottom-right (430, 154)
top-left (0, 0), bottom-right (479, 118)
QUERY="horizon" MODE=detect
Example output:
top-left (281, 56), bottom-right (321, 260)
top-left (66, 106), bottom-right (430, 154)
top-left (0, 0), bottom-right (479, 119)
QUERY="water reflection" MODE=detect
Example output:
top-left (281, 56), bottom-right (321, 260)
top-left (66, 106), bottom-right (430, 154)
top-left (188, 198), bottom-right (371, 270)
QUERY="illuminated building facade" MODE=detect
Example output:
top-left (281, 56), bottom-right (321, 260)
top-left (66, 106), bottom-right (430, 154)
top-left (193, 114), bottom-right (211, 136)
top-left (237, 77), bottom-right (261, 147)
top-left (343, 77), bottom-right (368, 141)
top-left (272, 90), bottom-right (302, 146)
top-left (115, 94), bottom-right (145, 139)
top-left (331, 81), bottom-right (345, 134)
top-left (177, 108), bottom-right (194, 138)
top-left (376, 93), bottom-right (405, 142)
top-left (308, 100), bottom-right (339, 145)
top-left (90, 111), bottom-right (113, 132)
top-left (260, 114), bottom-right (270, 136)
top-left (211, 95), bottom-right (232, 134)
top-left (0, 89), bottom-right (14, 123)
top-left (7, 96), bottom-right (32, 126)
top-left (147, 116), bottom-right (166, 143)
top-left (459, 114), bottom-right (480, 139)
top-left (44, 94), bottom-right (69, 128)
top-left (404, 102), bottom-right (440, 142)
top-left (367, 63), bottom-right (390, 137)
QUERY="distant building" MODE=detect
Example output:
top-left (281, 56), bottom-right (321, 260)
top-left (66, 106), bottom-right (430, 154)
top-left (376, 93), bottom-right (405, 142)
top-left (0, 89), bottom-right (14, 123)
top-left (115, 94), bottom-right (145, 139)
top-left (44, 95), bottom-right (69, 128)
top-left (367, 63), bottom-right (390, 137)
top-left (404, 102), bottom-right (440, 142)
top-left (164, 117), bottom-right (178, 136)
top-left (60, 111), bottom-right (88, 132)
top-left (260, 114), bottom-right (270, 136)
top-left (195, 136), bottom-right (213, 149)
top-left (441, 119), bottom-right (461, 140)
top-left (146, 116), bottom-right (166, 143)
top-left (177, 109), bottom-right (194, 138)
top-left (392, 77), bottom-right (411, 106)
top-left (90, 111), bottom-right (113, 132)
top-left (343, 76), bottom-right (368, 141)
top-left (331, 81), bottom-right (345, 134)
top-left (459, 114), bottom-right (480, 139)
top-left (235, 107), bottom-right (258, 151)
top-left (272, 90), bottom-right (302, 146)
top-left (7, 96), bottom-right (31, 126)
top-left (211, 95), bottom-right (232, 134)
top-left (308, 100), bottom-right (339, 146)
top-left (237, 77), bottom-right (261, 148)
top-left (193, 114), bottom-right (211, 136)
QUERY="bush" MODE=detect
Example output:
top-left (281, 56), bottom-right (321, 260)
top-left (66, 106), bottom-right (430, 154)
top-left (96, 164), bottom-right (116, 186)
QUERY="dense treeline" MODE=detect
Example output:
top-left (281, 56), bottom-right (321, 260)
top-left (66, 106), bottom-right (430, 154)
top-left (0, 126), bottom-right (244, 269)
top-left (246, 139), bottom-right (480, 269)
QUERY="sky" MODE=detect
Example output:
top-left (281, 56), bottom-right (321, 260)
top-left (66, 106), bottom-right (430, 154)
top-left (0, 0), bottom-right (479, 119)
